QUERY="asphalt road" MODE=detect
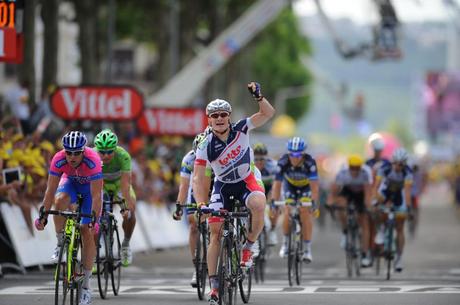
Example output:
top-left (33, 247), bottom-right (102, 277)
top-left (1, 182), bottom-right (459, 305)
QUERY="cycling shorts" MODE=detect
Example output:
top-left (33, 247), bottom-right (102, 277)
top-left (283, 183), bottom-right (312, 206)
top-left (378, 188), bottom-right (407, 213)
top-left (56, 178), bottom-right (99, 225)
top-left (338, 186), bottom-right (365, 214)
top-left (208, 173), bottom-right (264, 223)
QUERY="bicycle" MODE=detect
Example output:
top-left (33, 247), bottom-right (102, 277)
top-left (327, 203), bottom-right (362, 278)
top-left (38, 197), bottom-right (95, 305)
top-left (95, 191), bottom-right (125, 299)
top-left (174, 202), bottom-right (209, 301)
top-left (253, 225), bottom-right (267, 284)
top-left (274, 199), bottom-right (304, 287)
top-left (201, 201), bottom-right (252, 305)
top-left (374, 204), bottom-right (396, 280)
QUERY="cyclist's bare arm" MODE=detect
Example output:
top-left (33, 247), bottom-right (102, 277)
top-left (90, 179), bottom-right (103, 218)
top-left (404, 183), bottom-right (412, 208)
top-left (192, 164), bottom-right (211, 204)
top-left (310, 180), bottom-right (320, 203)
top-left (43, 175), bottom-right (61, 210)
top-left (364, 183), bottom-right (372, 209)
top-left (372, 177), bottom-right (382, 201)
top-left (272, 180), bottom-right (282, 202)
top-left (176, 176), bottom-right (190, 204)
top-left (121, 171), bottom-right (134, 209)
top-left (327, 183), bottom-right (339, 205)
top-left (249, 97), bottom-right (275, 128)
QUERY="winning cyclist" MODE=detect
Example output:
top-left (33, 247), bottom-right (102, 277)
top-left (93, 129), bottom-right (137, 266)
top-left (373, 147), bottom-right (412, 272)
top-left (273, 137), bottom-right (320, 263)
top-left (34, 131), bottom-right (102, 305)
top-left (253, 142), bottom-right (279, 245)
top-left (327, 154), bottom-right (373, 267)
top-left (172, 132), bottom-right (208, 287)
top-left (193, 82), bottom-right (275, 305)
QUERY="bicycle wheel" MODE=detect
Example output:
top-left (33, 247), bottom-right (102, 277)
top-left (55, 240), bottom-right (70, 305)
top-left (385, 225), bottom-right (394, 280)
top-left (69, 248), bottom-right (82, 305)
top-left (238, 244), bottom-right (252, 303)
top-left (96, 229), bottom-right (109, 299)
top-left (111, 222), bottom-right (122, 295)
top-left (254, 228), bottom-right (267, 284)
top-left (195, 223), bottom-right (207, 300)
top-left (352, 229), bottom-right (361, 277)
top-left (287, 222), bottom-right (295, 287)
top-left (295, 229), bottom-right (303, 286)
top-left (345, 230), bottom-right (353, 278)
top-left (218, 239), bottom-right (236, 305)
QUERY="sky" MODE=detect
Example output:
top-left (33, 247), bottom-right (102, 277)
top-left (293, 0), bottom-right (451, 24)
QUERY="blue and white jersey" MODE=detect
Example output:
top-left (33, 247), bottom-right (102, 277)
top-left (195, 118), bottom-right (255, 183)
top-left (365, 157), bottom-right (391, 172)
top-left (260, 157), bottom-right (278, 186)
top-left (275, 153), bottom-right (319, 188)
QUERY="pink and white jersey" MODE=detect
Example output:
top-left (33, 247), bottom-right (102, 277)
top-left (49, 147), bottom-right (103, 184)
top-left (195, 118), bottom-right (255, 183)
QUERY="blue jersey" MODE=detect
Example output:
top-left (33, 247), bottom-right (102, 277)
top-left (275, 153), bottom-right (319, 189)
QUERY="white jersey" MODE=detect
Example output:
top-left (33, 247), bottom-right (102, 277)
top-left (195, 118), bottom-right (255, 183)
top-left (335, 165), bottom-right (373, 192)
top-left (180, 150), bottom-right (196, 203)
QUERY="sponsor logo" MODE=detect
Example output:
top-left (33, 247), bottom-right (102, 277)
top-left (138, 108), bottom-right (207, 136)
top-left (218, 145), bottom-right (242, 166)
top-left (51, 86), bottom-right (144, 121)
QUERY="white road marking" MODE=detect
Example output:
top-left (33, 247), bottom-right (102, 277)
top-left (1, 285), bottom-right (460, 295)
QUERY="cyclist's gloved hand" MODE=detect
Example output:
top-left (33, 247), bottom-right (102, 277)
top-left (311, 201), bottom-right (320, 219)
top-left (247, 82), bottom-right (263, 101)
top-left (35, 206), bottom-right (48, 231)
top-left (91, 222), bottom-right (100, 235)
top-left (172, 210), bottom-right (182, 221)
top-left (172, 202), bottom-right (183, 221)
top-left (34, 218), bottom-right (46, 231)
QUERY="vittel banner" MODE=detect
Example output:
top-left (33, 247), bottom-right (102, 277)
top-left (137, 108), bottom-right (208, 136)
top-left (50, 86), bottom-right (144, 121)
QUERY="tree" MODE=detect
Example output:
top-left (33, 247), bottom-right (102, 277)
top-left (19, 0), bottom-right (38, 105)
top-left (73, 0), bottom-right (99, 84)
top-left (40, 0), bottom-right (59, 96)
top-left (250, 8), bottom-right (313, 121)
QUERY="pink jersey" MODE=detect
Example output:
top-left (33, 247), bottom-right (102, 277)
top-left (49, 147), bottom-right (103, 184)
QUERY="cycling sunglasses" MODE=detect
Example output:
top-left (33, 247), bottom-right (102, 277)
top-left (209, 112), bottom-right (229, 119)
top-left (65, 150), bottom-right (83, 156)
top-left (254, 157), bottom-right (266, 162)
top-left (98, 150), bottom-right (114, 155)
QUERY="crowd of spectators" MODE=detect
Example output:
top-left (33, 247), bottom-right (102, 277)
top-left (0, 119), bottom-right (191, 235)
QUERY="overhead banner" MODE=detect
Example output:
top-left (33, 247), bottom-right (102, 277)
top-left (137, 108), bottom-right (207, 136)
top-left (50, 86), bottom-right (144, 121)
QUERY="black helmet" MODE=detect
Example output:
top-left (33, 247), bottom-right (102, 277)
top-left (253, 142), bottom-right (268, 156)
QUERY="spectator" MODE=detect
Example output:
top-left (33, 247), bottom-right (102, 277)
top-left (3, 80), bottom-right (31, 135)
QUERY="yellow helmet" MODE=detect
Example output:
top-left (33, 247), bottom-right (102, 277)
top-left (348, 154), bottom-right (364, 167)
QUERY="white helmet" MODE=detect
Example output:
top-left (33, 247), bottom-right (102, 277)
top-left (392, 147), bottom-right (409, 163)
top-left (206, 99), bottom-right (232, 116)
top-left (370, 138), bottom-right (385, 151)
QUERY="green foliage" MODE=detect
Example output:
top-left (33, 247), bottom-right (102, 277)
top-left (251, 8), bottom-right (313, 121)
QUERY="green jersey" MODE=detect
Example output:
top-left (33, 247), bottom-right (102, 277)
top-left (102, 146), bottom-right (131, 183)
